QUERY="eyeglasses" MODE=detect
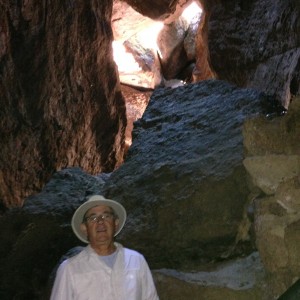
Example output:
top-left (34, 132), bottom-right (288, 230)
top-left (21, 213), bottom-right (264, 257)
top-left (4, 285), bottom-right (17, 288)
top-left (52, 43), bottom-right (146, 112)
top-left (84, 213), bottom-right (115, 224)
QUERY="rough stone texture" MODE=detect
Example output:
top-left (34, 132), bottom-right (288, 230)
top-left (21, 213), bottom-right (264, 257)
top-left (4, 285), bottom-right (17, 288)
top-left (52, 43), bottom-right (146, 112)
top-left (0, 85), bottom-right (298, 299)
top-left (243, 97), bottom-right (300, 156)
top-left (0, 0), bottom-right (126, 208)
top-left (193, 2), bottom-right (216, 82)
top-left (1, 0), bottom-right (300, 209)
top-left (0, 167), bottom-right (108, 299)
top-left (242, 97), bottom-right (300, 298)
top-left (102, 80), bottom-right (263, 268)
top-left (123, 0), bottom-right (188, 20)
top-left (112, 0), bottom-right (163, 89)
top-left (112, 0), bottom-right (200, 87)
top-left (120, 84), bottom-right (152, 152)
top-left (0, 80), bottom-right (266, 299)
top-left (243, 155), bottom-right (299, 195)
top-left (157, 14), bottom-right (200, 80)
top-left (154, 252), bottom-right (269, 300)
top-left (0, 0), bottom-right (300, 298)
top-left (122, 0), bottom-right (300, 106)
top-left (205, 0), bottom-right (300, 107)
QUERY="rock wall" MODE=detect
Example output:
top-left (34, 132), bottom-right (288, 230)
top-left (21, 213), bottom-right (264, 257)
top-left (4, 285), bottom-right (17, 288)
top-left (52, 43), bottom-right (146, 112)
top-left (243, 96), bottom-right (300, 297)
top-left (203, 0), bottom-right (300, 108)
top-left (124, 0), bottom-right (300, 107)
top-left (0, 0), bottom-right (126, 208)
top-left (2, 84), bottom-right (298, 299)
top-left (103, 80), bottom-right (263, 268)
top-left (1, 0), bottom-right (299, 208)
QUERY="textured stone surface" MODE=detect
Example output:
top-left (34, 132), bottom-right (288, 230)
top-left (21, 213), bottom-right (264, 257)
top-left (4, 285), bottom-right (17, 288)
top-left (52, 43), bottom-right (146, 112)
top-left (0, 0), bottom-right (126, 208)
top-left (205, 0), bottom-right (300, 107)
top-left (103, 80), bottom-right (263, 268)
top-left (243, 155), bottom-right (299, 195)
top-left (0, 86), bottom-right (299, 299)
top-left (0, 167), bottom-right (109, 299)
top-left (0, 0), bottom-right (300, 298)
top-left (2, 0), bottom-right (299, 209)
top-left (243, 97), bottom-right (300, 156)
top-left (123, 0), bottom-right (187, 20)
top-left (242, 97), bottom-right (300, 298)
top-left (154, 252), bottom-right (269, 300)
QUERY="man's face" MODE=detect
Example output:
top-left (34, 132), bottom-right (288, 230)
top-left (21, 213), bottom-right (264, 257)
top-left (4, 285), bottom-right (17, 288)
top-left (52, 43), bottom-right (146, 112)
top-left (80, 205), bottom-right (119, 248)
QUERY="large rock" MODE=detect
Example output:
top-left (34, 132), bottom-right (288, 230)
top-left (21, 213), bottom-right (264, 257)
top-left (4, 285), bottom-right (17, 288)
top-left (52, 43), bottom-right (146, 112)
top-left (0, 82), bottom-right (296, 299)
top-left (0, 167), bottom-right (108, 299)
top-left (154, 252), bottom-right (269, 300)
top-left (0, 0), bottom-right (126, 208)
top-left (103, 80), bottom-right (264, 268)
top-left (205, 0), bottom-right (300, 107)
top-left (242, 97), bottom-right (300, 297)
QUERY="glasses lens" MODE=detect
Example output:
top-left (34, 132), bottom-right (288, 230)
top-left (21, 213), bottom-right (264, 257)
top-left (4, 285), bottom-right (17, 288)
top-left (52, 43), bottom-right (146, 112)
top-left (85, 213), bottom-right (114, 223)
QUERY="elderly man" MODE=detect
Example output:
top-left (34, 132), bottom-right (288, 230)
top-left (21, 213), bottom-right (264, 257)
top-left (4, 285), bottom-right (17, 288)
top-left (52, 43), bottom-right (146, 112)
top-left (50, 195), bottom-right (159, 300)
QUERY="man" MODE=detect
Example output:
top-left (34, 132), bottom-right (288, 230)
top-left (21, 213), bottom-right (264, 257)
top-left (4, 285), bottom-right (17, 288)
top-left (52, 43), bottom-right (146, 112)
top-left (50, 195), bottom-right (159, 300)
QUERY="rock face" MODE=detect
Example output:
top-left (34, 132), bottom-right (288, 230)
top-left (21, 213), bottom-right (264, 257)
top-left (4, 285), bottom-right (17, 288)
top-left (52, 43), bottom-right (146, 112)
top-left (0, 167), bottom-right (108, 299)
top-left (0, 0), bottom-right (126, 208)
top-left (242, 96), bottom-right (300, 297)
top-left (103, 80), bottom-right (263, 268)
top-left (1, 0), bottom-right (299, 208)
top-left (154, 252), bottom-right (267, 300)
top-left (0, 86), bottom-right (299, 299)
top-left (121, 0), bottom-right (300, 107)
top-left (0, 0), bottom-right (300, 299)
top-left (0, 80), bottom-right (266, 299)
top-left (204, 0), bottom-right (300, 108)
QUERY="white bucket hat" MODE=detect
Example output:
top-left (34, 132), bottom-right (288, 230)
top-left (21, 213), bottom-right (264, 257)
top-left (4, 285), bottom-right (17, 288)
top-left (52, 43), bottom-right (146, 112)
top-left (71, 195), bottom-right (127, 243)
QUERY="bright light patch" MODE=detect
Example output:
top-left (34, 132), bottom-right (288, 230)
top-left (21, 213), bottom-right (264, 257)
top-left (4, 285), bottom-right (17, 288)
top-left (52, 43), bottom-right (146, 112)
top-left (112, 41), bottom-right (141, 73)
top-left (181, 1), bottom-right (202, 23)
top-left (112, 1), bottom-right (202, 77)
top-left (137, 21), bottom-right (164, 57)
top-left (112, 21), bottom-right (163, 73)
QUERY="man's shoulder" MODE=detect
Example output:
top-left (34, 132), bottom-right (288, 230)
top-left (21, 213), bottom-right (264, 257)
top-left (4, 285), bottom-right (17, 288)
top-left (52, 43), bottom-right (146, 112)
top-left (62, 246), bottom-right (89, 266)
top-left (123, 247), bottom-right (144, 259)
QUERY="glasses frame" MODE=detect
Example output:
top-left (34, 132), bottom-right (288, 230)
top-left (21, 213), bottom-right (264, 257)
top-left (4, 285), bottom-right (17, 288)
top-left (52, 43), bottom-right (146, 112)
top-left (84, 212), bottom-right (116, 224)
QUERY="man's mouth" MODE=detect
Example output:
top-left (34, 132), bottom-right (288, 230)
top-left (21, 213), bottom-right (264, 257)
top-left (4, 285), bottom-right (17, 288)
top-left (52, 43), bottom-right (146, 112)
top-left (96, 226), bottom-right (106, 233)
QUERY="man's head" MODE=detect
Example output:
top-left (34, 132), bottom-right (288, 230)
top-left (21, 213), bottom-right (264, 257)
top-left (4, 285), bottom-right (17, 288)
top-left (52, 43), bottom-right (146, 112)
top-left (71, 195), bottom-right (127, 244)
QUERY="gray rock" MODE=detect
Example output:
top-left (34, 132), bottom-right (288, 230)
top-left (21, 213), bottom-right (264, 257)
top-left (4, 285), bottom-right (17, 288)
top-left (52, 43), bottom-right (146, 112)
top-left (103, 80), bottom-right (264, 268)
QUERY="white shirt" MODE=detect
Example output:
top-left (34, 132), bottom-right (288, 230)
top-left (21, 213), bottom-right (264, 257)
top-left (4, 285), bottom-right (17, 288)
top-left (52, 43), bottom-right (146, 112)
top-left (50, 243), bottom-right (159, 300)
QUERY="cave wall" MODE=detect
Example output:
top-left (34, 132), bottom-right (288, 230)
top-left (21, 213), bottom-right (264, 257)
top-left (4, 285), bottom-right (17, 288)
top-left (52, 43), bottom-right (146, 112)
top-left (0, 0), bottom-right (126, 208)
top-left (1, 0), bottom-right (300, 209)
top-left (202, 0), bottom-right (300, 108)
top-left (122, 0), bottom-right (300, 107)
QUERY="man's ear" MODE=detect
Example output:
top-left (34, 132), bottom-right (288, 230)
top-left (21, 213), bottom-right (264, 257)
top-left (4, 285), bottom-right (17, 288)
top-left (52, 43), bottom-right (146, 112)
top-left (80, 223), bottom-right (88, 238)
top-left (114, 218), bottom-right (120, 230)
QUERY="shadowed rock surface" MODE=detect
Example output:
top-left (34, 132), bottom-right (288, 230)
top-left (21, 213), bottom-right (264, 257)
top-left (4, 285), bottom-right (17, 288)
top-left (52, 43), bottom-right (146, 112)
top-left (0, 86), bottom-right (299, 300)
top-left (0, 0), bottom-right (300, 299)
top-left (0, 0), bottom-right (126, 208)
top-left (1, 0), bottom-right (299, 208)
top-left (204, 0), bottom-right (300, 108)
top-left (103, 80), bottom-right (263, 268)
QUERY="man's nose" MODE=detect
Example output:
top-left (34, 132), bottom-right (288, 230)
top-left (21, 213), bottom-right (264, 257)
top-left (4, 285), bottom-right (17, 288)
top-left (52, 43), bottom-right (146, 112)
top-left (96, 216), bottom-right (105, 223)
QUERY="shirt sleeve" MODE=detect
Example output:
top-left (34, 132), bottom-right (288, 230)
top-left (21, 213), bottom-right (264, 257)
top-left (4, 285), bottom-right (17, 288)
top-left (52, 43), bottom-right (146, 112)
top-left (50, 260), bottom-right (74, 300)
top-left (141, 256), bottom-right (159, 300)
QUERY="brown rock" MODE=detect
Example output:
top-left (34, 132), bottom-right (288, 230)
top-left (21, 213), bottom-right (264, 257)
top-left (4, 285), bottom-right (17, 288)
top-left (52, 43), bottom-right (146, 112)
top-left (0, 1), bottom-right (126, 207)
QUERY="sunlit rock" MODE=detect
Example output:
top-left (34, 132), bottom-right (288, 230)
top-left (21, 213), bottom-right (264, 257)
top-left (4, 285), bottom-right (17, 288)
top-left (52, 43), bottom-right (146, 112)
top-left (112, 0), bottom-right (202, 87)
top-left (243, 155), bottom-right (299, 195)
top-left (243, 96), bottom-right (300, 297)
top-left (112, 0), bottom-right (163, 89)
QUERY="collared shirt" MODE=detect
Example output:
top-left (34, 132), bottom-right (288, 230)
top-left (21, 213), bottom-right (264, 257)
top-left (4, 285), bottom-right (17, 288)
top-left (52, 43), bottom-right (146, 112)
top-left (50, 243), bottom-right (159, 300)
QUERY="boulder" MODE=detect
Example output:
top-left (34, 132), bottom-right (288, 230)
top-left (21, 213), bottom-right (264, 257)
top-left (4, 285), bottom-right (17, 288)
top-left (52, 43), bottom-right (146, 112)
top-left (103, 80), bottom-right (264, 268)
